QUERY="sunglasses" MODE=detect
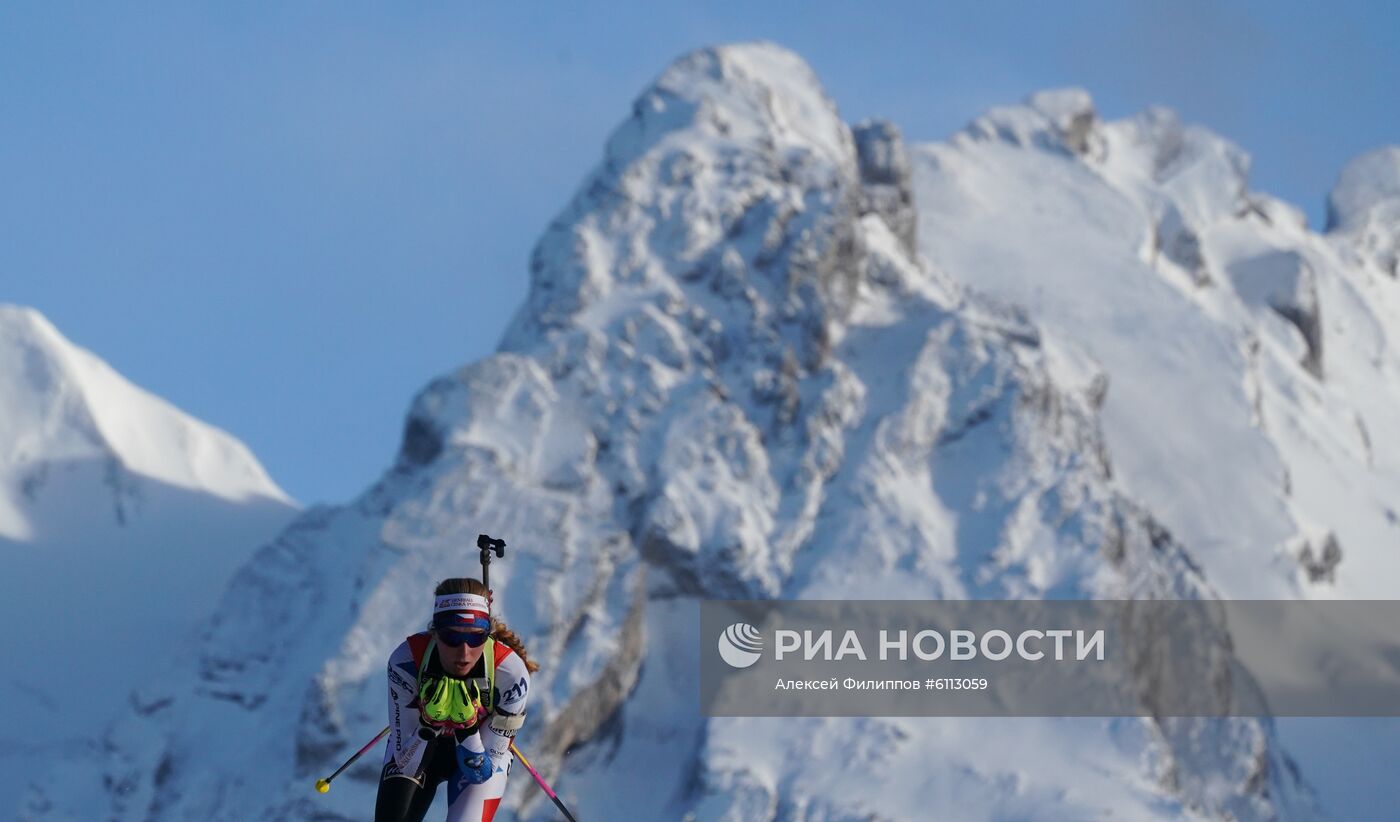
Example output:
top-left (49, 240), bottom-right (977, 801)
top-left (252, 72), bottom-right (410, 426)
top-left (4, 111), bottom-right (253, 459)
top-left (434, 615), bottom-right (491, 648)
top-left (438, 628), bottom-right (488, 648)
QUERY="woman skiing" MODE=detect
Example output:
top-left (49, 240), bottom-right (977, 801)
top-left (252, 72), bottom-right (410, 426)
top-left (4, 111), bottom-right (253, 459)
top-left (375, 578), bottom-right (537, 822)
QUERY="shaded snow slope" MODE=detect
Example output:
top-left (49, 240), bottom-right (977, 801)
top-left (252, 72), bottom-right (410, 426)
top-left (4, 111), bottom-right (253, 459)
top-left (0, 305), bottom-right (297, 813)
top-left (34, 44), bottom-right (1400, 821)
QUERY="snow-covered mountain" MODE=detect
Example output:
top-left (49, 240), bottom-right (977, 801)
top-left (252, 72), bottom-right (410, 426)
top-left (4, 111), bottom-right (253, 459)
top-left (0, 305), bottom-right (291, 538)
top-left (910, 90), bottom-right (1400, 821)
top-left (29, 43), bottom-right (1400, 821)
top-left (0, 305), bottom-right (297, 814)
top-left (913, 91), bottom-right (1400, 602)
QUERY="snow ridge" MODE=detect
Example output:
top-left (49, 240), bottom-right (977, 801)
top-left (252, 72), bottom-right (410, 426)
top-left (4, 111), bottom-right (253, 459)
top-left (0, 304), bottom-right (290, 539)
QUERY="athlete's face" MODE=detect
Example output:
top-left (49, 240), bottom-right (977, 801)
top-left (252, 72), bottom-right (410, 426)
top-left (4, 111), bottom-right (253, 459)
top-left (436, 628), bottom-right (487, 676)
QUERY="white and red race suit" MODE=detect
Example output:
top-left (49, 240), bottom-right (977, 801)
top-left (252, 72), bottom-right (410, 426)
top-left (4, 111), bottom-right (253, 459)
top-left (378, 631), bottom-right (530, 822)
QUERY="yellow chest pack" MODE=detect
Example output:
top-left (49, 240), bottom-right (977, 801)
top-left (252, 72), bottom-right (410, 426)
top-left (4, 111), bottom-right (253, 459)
top-left (415, 636), bottom-right (496, 728)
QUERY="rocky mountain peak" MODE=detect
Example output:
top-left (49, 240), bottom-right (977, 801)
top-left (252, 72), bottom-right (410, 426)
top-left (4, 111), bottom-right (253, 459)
top-left (1327, 145), bottom-right (1400, 277)
top-left (505, 43), bottom-right (921, 374)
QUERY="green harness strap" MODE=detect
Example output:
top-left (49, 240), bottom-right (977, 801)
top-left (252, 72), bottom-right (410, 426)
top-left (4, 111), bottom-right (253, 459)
top-left (484, 636), bottom-right (496, 713)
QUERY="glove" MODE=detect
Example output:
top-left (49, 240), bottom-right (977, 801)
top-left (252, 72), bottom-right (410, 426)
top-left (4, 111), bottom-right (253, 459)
top-left (456, 744), bottom-right (495, 785)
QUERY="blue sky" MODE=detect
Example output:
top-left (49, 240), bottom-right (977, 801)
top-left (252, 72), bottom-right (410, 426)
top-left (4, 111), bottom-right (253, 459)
top-left (3, 1), bottom-right (1395, 504)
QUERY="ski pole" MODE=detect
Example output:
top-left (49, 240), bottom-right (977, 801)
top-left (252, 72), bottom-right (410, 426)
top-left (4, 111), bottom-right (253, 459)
top-left (315, 725), bottom-right (391, 793)
top-left (510, 741), bottom-right (579, 822)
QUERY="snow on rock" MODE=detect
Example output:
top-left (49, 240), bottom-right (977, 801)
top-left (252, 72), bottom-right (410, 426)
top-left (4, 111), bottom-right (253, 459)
top-left (852, 118), bottom-right (918, 255)
top-left (959, 86), bottom-right (1104, 162)
top-left (1225, 248), bottom-right (1324, 377)
top-left (1327, 146), bottom-right (1400, 231)
top-left (1327, 146), bottom-right (1400, 278)
top-left (35, 44), bottom-right (1400, 821)
top-left (1027, 87), bottom-right (1101, 158)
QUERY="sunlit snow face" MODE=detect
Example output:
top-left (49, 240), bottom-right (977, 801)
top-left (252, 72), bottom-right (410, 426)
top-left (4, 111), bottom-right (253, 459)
top-left (435, 627), bottom-right (487, 676)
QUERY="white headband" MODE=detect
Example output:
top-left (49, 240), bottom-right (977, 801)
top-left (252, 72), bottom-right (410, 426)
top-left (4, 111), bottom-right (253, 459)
top-left (434, 593), bottom-right (490, 616)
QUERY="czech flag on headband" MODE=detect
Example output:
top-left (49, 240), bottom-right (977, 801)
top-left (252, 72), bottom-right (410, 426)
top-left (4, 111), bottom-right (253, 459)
top-left (433, 593), bottom-right (491, 631)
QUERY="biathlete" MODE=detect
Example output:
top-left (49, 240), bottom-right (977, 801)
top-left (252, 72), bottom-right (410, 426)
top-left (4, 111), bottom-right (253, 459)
top-left (375, 578), bottom-right (538, 822)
